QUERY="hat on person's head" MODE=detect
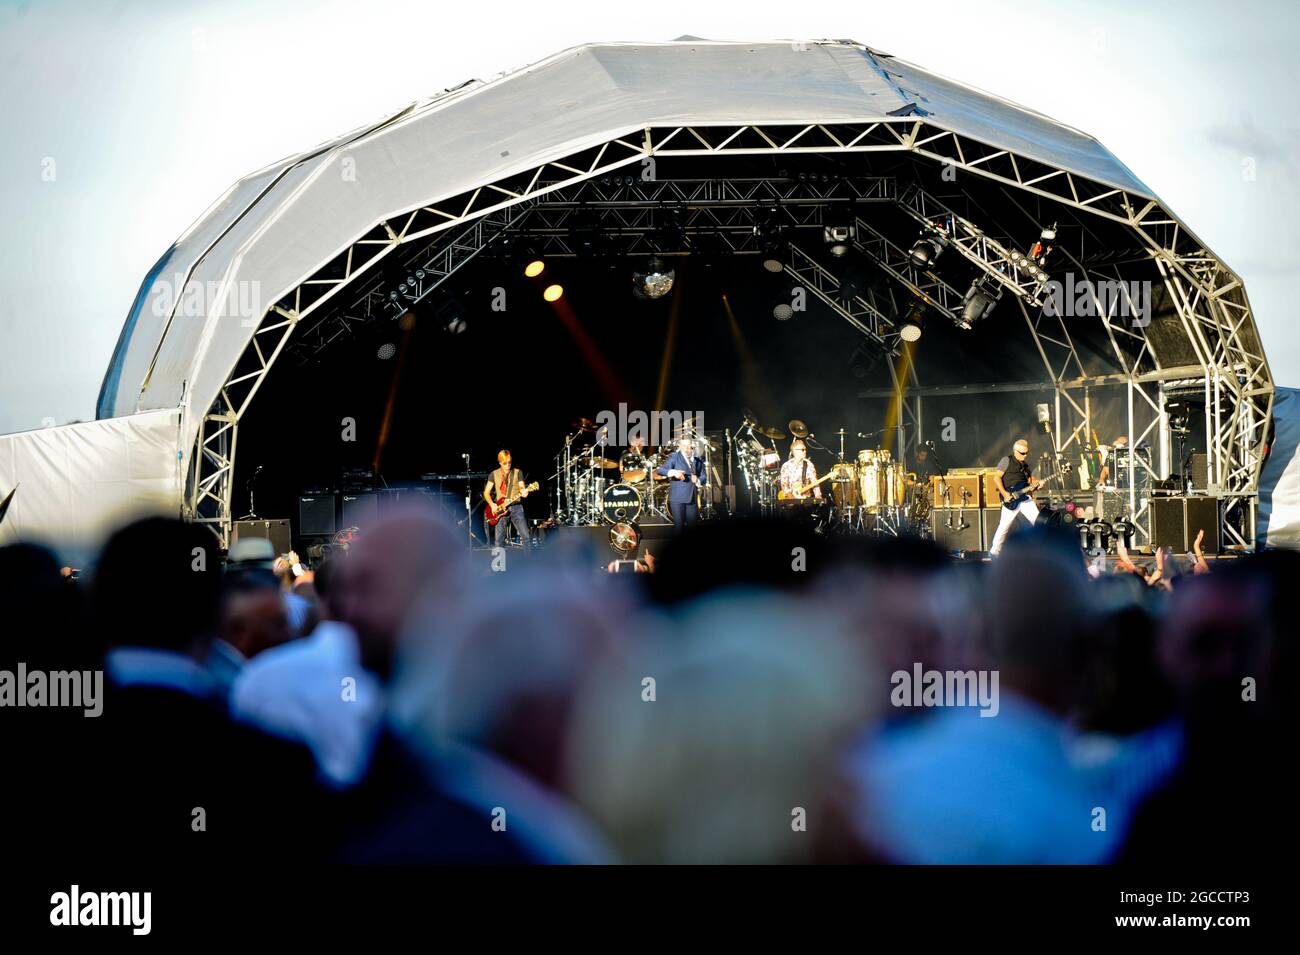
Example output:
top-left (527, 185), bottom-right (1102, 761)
top-left (226, 536), bottom-right (276, 571)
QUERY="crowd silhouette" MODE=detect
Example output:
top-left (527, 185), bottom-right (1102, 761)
top-left (1, 507), bottom-right (1291, 865)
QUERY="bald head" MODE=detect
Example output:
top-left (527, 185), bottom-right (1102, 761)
top-left (336, 506), bottom-right (466, 678)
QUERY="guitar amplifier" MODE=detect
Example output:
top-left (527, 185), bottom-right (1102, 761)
top-left (930, 474), bottom-right (982, 509)
top-left (298, 492), bottom-right (337, 537)
top-left (232, 519), bottom-right (292, 555)
top-left (930, 508), bottom-right (983, 552)
top-left (982, 506), bottom-right (1034, 547)
top-left (341, 491), bottom-right (380, 529)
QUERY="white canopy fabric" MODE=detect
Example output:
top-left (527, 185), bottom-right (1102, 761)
top-left (96, 39), bottom-right (1157, 460)
top-left (0, 410), bottom-right (184, 565)
top-left (1257, 387), bottom-right (1300, 549)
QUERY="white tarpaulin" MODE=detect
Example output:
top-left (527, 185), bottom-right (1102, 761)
top-left (1257, 387), bottom-right (1300, 550)
top-left (0, 410), bottom-right (184, 565)
top-left (96, 38), bottom-right (1166, 476)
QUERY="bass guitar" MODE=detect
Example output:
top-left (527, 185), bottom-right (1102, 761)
top-left (1002, 462), bottom-right (1072, 509)
top-left (486, 481), bottom-right (539, 527)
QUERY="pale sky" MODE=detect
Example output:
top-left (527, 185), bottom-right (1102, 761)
top-left (2, 0), bottom-right (1297, 434)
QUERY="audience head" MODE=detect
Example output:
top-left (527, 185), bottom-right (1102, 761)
top-left (564, 592), bottom-right (872, 863)
top-left (93, 517), bottom-right (222, 658)
top-left (334, 504), bottom-right (466, 678)
top-left (219, 569), bottom-right (291, 659)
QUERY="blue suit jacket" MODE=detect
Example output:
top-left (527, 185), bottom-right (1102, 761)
top-left (656, 451), bottom-right (706, 505)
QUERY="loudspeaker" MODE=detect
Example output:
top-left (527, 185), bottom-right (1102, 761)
top-left (340, 492), bottom-right (379, 529)
top-left (931, 508), bottom-right (982, 552)
top-left (1149, 497), bottom-right (1220, 552)
top-left (232, 519), bottom-right (292, 555)
top-left (1189, 452), bottom-right (1209, 492)
top-left (298, 493), bottom-right (337, 537)
top-left (981, 505), bottom-right (1036, 548)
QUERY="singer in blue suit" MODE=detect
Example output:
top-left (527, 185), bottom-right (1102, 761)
top-left (656, 436), bottom-right (707, 532)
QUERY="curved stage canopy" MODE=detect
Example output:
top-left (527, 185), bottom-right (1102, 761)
top-left (0, 38), bottom-right (1285, 556)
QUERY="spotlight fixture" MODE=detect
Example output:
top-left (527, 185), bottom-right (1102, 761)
top-left (899, 307), bottom-right (923, 342)
top-left (1008, 249), bottom-right (1049, 285)
top-left (837, 261), bottom-right (869, 305)
top-left (760, 236), bottom-right (786, 273)
top-left (1029, 222), bottom-right (1057, 267)
top-left (543, 284), bottom-right (565, 303)
top-left (958, 275), bottom-right (1003, 329)
top-left (524, 259), bottom-right (546, 278)
top-left (436, 297), bottom-right (468, 334)
top-left (773, 302), bottom-right (794, 321)
top-left (632, 257), bottom-right (674, 300)
top-left (376, 342), bottom-right (396, 360)
top-left (908, 233), bottom-right (946, 269)
top-left (823, 224), bottom-right (855, 257)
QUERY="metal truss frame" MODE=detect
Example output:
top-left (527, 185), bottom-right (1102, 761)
top-left (189, 113), bottom-right (1273, 549)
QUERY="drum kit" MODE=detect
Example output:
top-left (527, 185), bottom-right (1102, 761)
top-left (551, 415), bottom-right (716, 526)
top-left (734, 414), bottom-right (921, 535)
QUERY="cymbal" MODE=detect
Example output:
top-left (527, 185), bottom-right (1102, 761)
top-left (788, 419), bottom-right (808, 438)
top-left (571, 417), bottom-right (598, 432)
top-left (757, 425), bottom-right (786, 440)
top-left (587, 457), bottom-right (619, 469)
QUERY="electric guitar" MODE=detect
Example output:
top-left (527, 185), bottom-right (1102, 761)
top-left (1001, 462), bottom-right (1072, 509)
top-left (776, 469), bottom-right (836, 501)
top-left (486, 480), bottom-right (539, 527)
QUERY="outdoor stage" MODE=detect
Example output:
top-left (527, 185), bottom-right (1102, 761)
top-left (3, 38), bottom-right (1295, 563)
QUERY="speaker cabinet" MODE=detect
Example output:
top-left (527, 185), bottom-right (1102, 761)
top-left (340, 492), bottom-right (379, 529)
top-left (930, 475), bottom-right (982, 509)
top-left (232, 519), bottom-right (292, 555)
top-left (931, 508), bottom-right (983, 552)
top-left (1190, 452), bottom-right (1209, 492)
top-left (981, 506), bottom-right (1037, 549)
top-left (298, 493), bottom-right (337, 537)
top-left (1150, 497), bottom-right (1220, 553)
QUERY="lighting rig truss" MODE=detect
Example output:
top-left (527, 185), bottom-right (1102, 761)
top-left (190, 104), bottom-right (1270, 547)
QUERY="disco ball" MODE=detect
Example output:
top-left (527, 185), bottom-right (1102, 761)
top-left (633, 257), bottom-right (675, 300)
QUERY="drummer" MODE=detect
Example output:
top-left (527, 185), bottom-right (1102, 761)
top-left (779, 438), bottom-right (822, 500)
top-left (619, 434), bottom-right (652, 484)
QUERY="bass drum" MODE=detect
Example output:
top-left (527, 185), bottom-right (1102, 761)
top-left (602, 483), bottom-right (643, 524)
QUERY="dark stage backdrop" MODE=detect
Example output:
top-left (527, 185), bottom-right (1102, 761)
top-left (234, 255), bottom-right (1173, 533)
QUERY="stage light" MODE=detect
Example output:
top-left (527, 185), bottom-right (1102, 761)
top-left (415, 269), bottom-right (425, 280)
top-left (632, 257), bottom-right (674, 300)
top-left (761, 243), bottom-right (785, 273)
top-left (837, 261), bottom-right (869, 304)
top-left (899, 307), bottom-right (923, 342)
top-left (376, 342), bottom-right (396, 360)
top-left (958, 276), bottom-right (1002, 329)
top-left (908, 235), bottom-right (945, 269)
top-left (773, 302), bottom-right (794, 321)
top-left (824, 224), bottom-right (855, 257)
top-left (524, 259), bottom-right (546, 278)
top-left (543, 284), bottom-right (564, 302)
top-left (389, 290), bottom-right (399, 301)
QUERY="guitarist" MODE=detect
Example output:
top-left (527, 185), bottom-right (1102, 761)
top-left (484, 450), bottom-right (532, 549)
top-left (989, 438), bottom-right (1042, 557)
top-left (779, 439), bottom-right (823, 501)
